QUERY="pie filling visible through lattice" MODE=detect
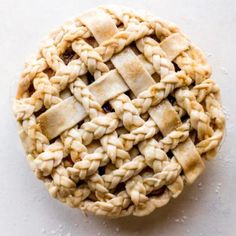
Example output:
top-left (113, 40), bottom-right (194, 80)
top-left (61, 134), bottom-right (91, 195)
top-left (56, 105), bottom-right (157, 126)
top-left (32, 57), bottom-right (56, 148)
top-left (13, 6), bottom-right (225, 217)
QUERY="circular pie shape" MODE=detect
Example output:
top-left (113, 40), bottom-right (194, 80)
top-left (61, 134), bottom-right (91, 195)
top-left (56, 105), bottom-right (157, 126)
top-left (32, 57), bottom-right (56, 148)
top-left (13, 5), bottom-right (225, 217)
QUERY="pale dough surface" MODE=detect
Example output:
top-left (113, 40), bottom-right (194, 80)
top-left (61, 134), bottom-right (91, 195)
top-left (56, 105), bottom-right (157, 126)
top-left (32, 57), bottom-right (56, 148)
top-left (0, 0), bottom-right (235, 235)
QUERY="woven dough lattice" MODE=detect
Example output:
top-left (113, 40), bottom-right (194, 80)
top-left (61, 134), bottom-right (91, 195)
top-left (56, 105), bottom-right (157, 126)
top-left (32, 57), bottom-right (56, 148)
top-left (14, 6), bottom-right (225, 217)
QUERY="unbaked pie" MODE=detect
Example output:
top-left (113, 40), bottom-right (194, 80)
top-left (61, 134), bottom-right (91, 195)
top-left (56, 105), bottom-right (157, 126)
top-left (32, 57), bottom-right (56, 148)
top-left (13, 6), bottom-right (225, 217)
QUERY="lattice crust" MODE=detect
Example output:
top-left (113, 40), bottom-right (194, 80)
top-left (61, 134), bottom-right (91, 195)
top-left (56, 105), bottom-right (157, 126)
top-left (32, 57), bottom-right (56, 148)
top-left (14, 6), bottom-right (225, 217)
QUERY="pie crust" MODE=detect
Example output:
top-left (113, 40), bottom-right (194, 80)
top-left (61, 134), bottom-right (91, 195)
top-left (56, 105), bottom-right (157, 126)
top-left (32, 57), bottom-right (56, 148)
top-left (13, 6), bottom-right (225, 217)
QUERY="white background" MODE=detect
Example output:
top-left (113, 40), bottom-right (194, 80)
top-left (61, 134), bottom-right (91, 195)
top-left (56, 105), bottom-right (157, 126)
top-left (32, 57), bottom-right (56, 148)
top-left (0, 0), bottom-right (236, 235)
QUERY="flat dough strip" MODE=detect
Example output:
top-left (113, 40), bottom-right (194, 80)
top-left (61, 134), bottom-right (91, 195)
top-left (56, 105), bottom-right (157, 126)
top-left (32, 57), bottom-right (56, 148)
top-left (173, 138), bottom-right (205, 184)
top-left (79, 8), bottom-right (118, 44)
top-left (149, 100), bottom-right (181, 136)
top-left (37, 97), bottom-right (86, 140)
top-left (160, 33), bottom-right (190, 61)
top-left (111, 48), bottom-right (156, 96)
top-left (19, 128), bottom-right (34, 154)
top-left (88, 70), bottom-right (129, 105)
top-left (150, 101), bottom-right (205, 183)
